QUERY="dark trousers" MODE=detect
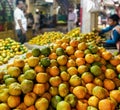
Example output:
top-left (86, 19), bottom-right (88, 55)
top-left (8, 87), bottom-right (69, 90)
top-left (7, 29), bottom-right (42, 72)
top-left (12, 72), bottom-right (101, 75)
top-left (16, 29), bottom-right (26, 44)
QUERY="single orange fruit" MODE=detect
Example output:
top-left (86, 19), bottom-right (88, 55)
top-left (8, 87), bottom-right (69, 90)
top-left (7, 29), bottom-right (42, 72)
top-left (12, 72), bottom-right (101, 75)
top-left (65, 46), bottom-right (75, 55)
top-left (33, 84), bottom-right (46, 95)
top-left (74, 50), bottom-right (84, 58)
top-left (88, 96), bottom-right (99, 107)
top-left (81, 72), bottom-right (94, 84)
top-left (98, 98), bottom-right (116, 110)
top-left (78, 65), bottom-right (88, 74)
top-left (105, 69), bottom-right (117, 79)
top-left (49, 76), bottom-right (62, 87)
top-left (77, 42), bottom-right (87, 51)
top-left (49, 52), bottom-right (57, 59)
top-left (76, 57), bottom-right (85, 66)
top-left (110, 90), bottom-right (120, 103)
top-left (85, 54), bottom-right (94, 63)
top-left (103, 79), bottom-right (115, 91)
top-left (57, 55), bottom-right (68, 66)
top-left (34, 65), bottom-right (45, 73)
top-left (67, 59), bottom-right (76, 67)
top-left (60, 71), bottom-right (70, 82)
top-left (73, 86), bottom-right (87, 99)
top-left (102, 51), bottom-right (113, 60)
top-left (67, 67), bottom-right (78, 76)
top-left (61, 42), bottom-right (69, 49)
top-left (49, 66), bottom-right (60, 77)
top-left (110, 57), bottom-right (120, 66)
top-left (36, 72), bottom-right (49, 83)
top-left (70, 39), bottom-right (79, 47)
top-left (49, 86), bottom-right (58, 96)
top-left (76, 100), bottom-right (88, 110)
top-left (26, 105), bottom-right (36, 110)
top-left (93, 78), bottom-right (103, 86)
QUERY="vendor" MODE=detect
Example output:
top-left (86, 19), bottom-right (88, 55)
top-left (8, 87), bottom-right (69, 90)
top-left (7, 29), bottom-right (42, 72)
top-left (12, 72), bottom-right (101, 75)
top-left (99, 14), bottom-right (120, 51)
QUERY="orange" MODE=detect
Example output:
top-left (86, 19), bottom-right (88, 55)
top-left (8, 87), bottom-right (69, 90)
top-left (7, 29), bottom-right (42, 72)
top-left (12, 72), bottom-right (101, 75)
top-left (65, 46), bottom-right (75, 55)
top-left (76, 100), bottom-right (88, 110)
top-left (57, 55), bottom-right (68, 66)
top-left (36, 72), bottom-right (49, 83)
top-left (110, 90), bottom-right (120, 103)
top-left (41, 92), bottom-right (52, 102)
top-left (49, 66), bottom-right (60, 76)
top-left (50, 59), bottom-right (58, 67)
top-left (102, 51), bottom-right (112, 60)
top-left (60, 71), bottom-right (70, 81)
top-left (81, 72), bottom-right (94, 84)
top-left (98, 98), bottom-right (116, 110)
top-left (100, 58), bottom-right (106, 65)
top-left (34, 65), bottom-right (45, 73)
top-left (69, 54), bottom-right (76, 60)
top-left (116, 64), bottom-right (120, 73)
top-left (110, 57), bottom-right (120, 66)
top-left (74, 50), bottom-right (84, 58)
top-left (92, 86), bottom-right (107, 99)
top-left (85, 54), bottom-right (94, 63)
top-left (16, 102), bottom-right (27, 110)
top-left (105, 69), bottom-right (117, 79)
top-left (61, 42), bottom-right (69, 49)
top-left (33, 84), bottom-right (46, 95)
top-left (100, 65), bottom-right (106, 73)
top-left (49, 86), bottom-right (58, 96)
top-left (73, 86), bottom-right (87, 99)
top-left (26, 51), bottom-right (33, 58)
top-left (69, 74), bottom-right (82, 87)
top-left (77, 42), bottom-right (87, 51)
top-left (88, 96), bottom-right (99, 107)
top-left (26, 105), bottom-right (36, 110)
top-left (75, 57), bottom-right (85, 66)
top-left (67, 59), bottom-right (76, 67)
top-left (93, 78), bottom-right (103, 86)
top-left (49, 52), bottom-right (57, 59)
top-left (7, 95), bottom-right (20, 108)
top-left (78, 65), bottom-right (88, 74)
top-left (49, 76), bottom-right (62, 87)
top-left (44, 82), bottom-right (50, 91)
top-left (85, 83), bottom-right (96, 95)
top-left (70, 39), bottom-right (79, 47)
top-left (67, 67), bottom-right (78, 76)
top-left (55, 39), bottom-right (62, 45)
top-left (103, 79), bottom-right (115, 91)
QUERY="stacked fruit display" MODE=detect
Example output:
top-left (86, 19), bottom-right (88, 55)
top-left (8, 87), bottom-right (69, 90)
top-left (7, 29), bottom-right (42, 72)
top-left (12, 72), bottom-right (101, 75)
top-left (0, 37), bottom-right (120, 110)
top-left (28, 28), bottom-right (102, 46)
top-left (29, 31), bottom-right (64, 46)
top-left (0, 38), bottom-right (28, 65)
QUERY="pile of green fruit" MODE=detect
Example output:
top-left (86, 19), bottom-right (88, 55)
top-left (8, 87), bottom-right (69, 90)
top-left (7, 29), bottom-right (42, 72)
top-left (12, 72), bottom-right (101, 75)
top-left (0, 38), bottom-right (28, 65)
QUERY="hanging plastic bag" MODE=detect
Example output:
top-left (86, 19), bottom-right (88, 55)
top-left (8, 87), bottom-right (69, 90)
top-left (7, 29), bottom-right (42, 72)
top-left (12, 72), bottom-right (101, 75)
top-left (86, 0), bottom-right (101, 13)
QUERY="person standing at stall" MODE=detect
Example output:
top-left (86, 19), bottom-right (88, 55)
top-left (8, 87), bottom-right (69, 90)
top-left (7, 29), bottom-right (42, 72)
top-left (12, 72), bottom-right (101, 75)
top-left (14, 0), bottom-right (26, 44)
top-left (67, 8), bottom-right (77, 31)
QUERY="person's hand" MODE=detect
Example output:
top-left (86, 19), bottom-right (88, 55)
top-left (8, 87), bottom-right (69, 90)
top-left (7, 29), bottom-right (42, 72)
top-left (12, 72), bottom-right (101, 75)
top-left (22, 29), bottom-right (26, 34)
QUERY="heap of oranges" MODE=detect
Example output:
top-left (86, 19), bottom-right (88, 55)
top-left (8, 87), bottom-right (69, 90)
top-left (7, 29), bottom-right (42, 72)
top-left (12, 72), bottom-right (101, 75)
top-left (0, 38), bottom-right (120, 110)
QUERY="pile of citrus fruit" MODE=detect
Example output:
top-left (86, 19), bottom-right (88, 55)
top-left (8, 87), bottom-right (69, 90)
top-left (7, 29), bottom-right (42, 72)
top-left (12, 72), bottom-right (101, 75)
top-left (0, 37), bottom-right (120, 110)
top-left (0, 38), bottom-right (28, 65)
top-left (28, 28), bottom-right (102, 47)
top-left (29, 31), bottom-right (64, 46)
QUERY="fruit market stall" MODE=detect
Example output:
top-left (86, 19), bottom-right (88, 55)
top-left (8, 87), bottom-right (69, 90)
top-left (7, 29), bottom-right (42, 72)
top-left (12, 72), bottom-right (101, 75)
top-left (0, 27), bottom-right (120, 110)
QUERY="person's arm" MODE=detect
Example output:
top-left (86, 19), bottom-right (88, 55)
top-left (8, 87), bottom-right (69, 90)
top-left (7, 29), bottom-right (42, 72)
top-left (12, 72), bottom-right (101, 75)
top-left (105, 30), bottom-right (120, 45)
top-left (99, 26), bottom-right (113, 35)
top-left (18, 20), bottom-right (26, 34)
